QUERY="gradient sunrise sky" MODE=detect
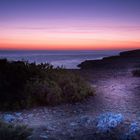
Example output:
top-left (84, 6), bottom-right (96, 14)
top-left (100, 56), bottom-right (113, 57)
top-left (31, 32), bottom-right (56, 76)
top-left (0, 0), bottom-right (140, 50)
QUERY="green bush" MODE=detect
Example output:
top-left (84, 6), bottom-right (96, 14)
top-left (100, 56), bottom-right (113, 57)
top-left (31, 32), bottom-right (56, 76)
top-left (57, 71), bottom-right (93, 102)
top-left (25, 70), bottom-right (94, 106)
top-left (25, 80), bottom-right (62, 106)
top-left (0, 121), bottom-right (32, 140)
top-left (0, 59), bottom-right (94, 110)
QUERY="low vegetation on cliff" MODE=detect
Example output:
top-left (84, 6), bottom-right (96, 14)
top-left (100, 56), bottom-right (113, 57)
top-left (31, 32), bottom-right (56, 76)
top-left (0, 59), bottom-right (94, 110)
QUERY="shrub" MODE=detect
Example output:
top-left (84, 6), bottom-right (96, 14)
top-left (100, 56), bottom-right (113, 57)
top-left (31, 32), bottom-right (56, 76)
top-left (25, 70), bottom-right (94, 106)
top-left (57, 71), bottom-right (93, 102)
top-left (25, 80), bottom-right (62, 106)
top-left (0, 59), bottom-right (94, 110)
top-left (0, 121), bottom-right (32, 140)
top-left (132, 69), bottom-right (140, 77)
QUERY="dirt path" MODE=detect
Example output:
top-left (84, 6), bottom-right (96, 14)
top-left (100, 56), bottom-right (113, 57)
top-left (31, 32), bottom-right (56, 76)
top-left (1, 68), bottom-right (140, 139)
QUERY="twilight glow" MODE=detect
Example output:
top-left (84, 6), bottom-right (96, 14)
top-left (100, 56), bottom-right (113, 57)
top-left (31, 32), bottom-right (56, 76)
top-left (0, 0), bottom-right (140, 50)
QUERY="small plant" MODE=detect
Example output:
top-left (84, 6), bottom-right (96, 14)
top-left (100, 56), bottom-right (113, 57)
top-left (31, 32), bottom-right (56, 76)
top-left (132, 69), bottom-right (140, 77)
top-left (0, 121), bottom-right (32, 140)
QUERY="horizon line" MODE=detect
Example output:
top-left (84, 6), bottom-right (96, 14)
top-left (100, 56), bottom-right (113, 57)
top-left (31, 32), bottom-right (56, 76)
top-left (0, 48), bottom-right (139, 51)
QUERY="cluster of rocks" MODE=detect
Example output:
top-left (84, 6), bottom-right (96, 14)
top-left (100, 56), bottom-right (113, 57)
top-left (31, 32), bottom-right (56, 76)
top-left (2, 112), bottom-right (22, 123)
top-left (1, 112), bottom-right (140, 140)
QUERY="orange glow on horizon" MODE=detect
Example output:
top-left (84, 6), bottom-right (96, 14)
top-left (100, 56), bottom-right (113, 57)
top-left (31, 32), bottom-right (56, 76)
top-left (0, 41), bottom-right (140, 50)
top-left (0, 25), bottom-right (140, 50)
top-left (1, 0), bottom-right (140, 51)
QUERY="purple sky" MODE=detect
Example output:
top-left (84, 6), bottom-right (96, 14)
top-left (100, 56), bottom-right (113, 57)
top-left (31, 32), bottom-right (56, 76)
top-left (0, 0), bottom-right (140, 50)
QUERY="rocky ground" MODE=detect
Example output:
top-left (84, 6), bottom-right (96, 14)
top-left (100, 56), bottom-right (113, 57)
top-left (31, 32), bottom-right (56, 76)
top-left (1, 50), bottom-right (140, 139)
top-left (0, 65), bottom-right (140, 139)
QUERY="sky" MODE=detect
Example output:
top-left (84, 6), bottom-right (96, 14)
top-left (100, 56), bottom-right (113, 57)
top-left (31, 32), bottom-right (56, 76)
top-left (0, 0), bottom-right (140, 50)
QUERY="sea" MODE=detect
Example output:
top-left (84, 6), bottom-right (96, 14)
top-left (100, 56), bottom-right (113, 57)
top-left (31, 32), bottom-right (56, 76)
top-left (0, 50), bottom-right (122, 69)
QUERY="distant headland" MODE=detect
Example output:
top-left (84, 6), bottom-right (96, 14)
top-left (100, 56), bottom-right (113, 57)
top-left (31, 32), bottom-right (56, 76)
top-left (78, 49), bottom-right (140, 69)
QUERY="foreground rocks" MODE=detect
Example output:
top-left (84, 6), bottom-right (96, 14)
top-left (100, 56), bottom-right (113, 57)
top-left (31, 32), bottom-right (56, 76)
top-left (0, 49), bottom-right (140, 139)
top-left (0, 66), bottom-right (140, 139)
top-left (1, 112), bottom-right (140, 140)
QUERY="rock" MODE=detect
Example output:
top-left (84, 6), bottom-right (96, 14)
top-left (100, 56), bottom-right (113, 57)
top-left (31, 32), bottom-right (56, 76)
top-left (28, 114), bottom-right (34, 118)
top-left (47, 126), bottom-right (56, 131)
top-left (78, 116), bottom-right (94, 126)
top-left (40, 134), bottom-right (48, 139)
top-left (73, 110), bottom-right (77, 113)
top-left (15, 112), bottom-right (22, 117)
top-left (96, 112), bottom-right (124, 132)
top-left (53, 111), bottom-right (56, 114)
top-left (124, 122), bottom-right (140, 140)
top-left (3, 114), bottom-right (16, 123)
top-left (70, 122), bottom-right (77, 128)
top-left (78, 116), bottom-right (90, 124)
top-left (129, 122), bottom-right (140, 134)
top-left (18, 116), bottom-right (23, 121)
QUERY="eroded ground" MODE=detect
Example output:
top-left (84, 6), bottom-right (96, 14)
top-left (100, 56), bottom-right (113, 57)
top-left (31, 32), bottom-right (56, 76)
top-left (1, 67), bottom-right (140, 139)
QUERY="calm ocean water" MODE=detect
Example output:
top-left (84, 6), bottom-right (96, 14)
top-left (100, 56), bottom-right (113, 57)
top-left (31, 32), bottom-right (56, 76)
top-left (0, 50), bottom-right (121, 68)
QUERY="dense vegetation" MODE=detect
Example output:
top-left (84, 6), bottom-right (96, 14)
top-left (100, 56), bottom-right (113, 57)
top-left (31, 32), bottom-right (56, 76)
top-left (0, 121), bottom-right (32, 140)
top-left (0, 59), bottom-right (94, 110)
